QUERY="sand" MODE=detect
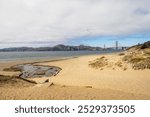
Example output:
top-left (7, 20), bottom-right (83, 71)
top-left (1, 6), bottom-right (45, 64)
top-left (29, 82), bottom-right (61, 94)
top-left (0, 53), bottom-right (150, 100)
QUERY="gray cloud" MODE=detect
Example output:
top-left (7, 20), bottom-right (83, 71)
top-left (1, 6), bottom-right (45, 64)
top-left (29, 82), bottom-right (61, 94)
top-left (134, 8), bottom-right (149, 15)
top-left (0, 0), bottom-right (150, 48)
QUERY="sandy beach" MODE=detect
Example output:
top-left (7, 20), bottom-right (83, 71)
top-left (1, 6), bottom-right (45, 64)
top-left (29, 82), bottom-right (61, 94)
top-left (0, 52), bottom-right (150, 100)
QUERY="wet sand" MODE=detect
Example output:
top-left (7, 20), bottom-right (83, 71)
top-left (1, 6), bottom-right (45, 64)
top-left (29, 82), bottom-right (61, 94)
top-left (0, 53), bottom-right (150, 100)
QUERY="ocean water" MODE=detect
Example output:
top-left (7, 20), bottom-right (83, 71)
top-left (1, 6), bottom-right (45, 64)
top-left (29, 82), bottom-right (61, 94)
top-left (0, 50), bottom-right (119, 61)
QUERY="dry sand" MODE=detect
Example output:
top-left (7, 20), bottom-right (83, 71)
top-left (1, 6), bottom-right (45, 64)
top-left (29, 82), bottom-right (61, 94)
top-left (0, 53), bottom-right (150, 100)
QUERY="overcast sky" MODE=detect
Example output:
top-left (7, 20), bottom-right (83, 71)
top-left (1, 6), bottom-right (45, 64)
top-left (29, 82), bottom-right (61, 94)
top-left (0, 0), bottom-right (150, 48)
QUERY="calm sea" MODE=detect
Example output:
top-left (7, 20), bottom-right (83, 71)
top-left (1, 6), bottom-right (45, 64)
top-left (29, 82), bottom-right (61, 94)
top-left (0, 50), bottom-right (119, 61)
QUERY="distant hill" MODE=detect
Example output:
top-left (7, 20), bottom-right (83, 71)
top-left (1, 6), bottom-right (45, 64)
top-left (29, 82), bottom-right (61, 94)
top-left (0, 44), bottom-right (103, 52)
top-left (127, 41), bottom-right (150, 51)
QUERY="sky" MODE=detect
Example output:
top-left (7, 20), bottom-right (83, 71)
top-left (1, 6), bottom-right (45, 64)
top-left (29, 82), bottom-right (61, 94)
top-left (0, 0), bottom-right (150, 48)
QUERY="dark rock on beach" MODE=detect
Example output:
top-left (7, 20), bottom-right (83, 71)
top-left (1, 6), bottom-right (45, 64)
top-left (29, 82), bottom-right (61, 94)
top-left (10, 64), bottom-right (61, 78)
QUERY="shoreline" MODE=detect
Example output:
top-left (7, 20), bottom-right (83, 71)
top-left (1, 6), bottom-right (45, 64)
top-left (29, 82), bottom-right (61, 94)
top-left (0, 50), bottom-right (122, 62)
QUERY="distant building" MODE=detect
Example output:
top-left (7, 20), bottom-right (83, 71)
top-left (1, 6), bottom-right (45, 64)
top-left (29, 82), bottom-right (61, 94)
top-left (104, 44), bottom-right (106, 50)
top-left (116, 41), bottom-right (118, 50)
top-left (122, 47), bottom-right (127, 50)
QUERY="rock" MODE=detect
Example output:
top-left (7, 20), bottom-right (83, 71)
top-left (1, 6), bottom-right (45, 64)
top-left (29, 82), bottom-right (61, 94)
top-left (85, 86), bottom-right (92, 88)
top-left (49, 82), bottom-right (54, 87)
top-left (118, 53), bottom-right (125, 56)
top-left (9, 64), bottom-right (61, 78)
top-left (44, 79), bottom-right (49, 83)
